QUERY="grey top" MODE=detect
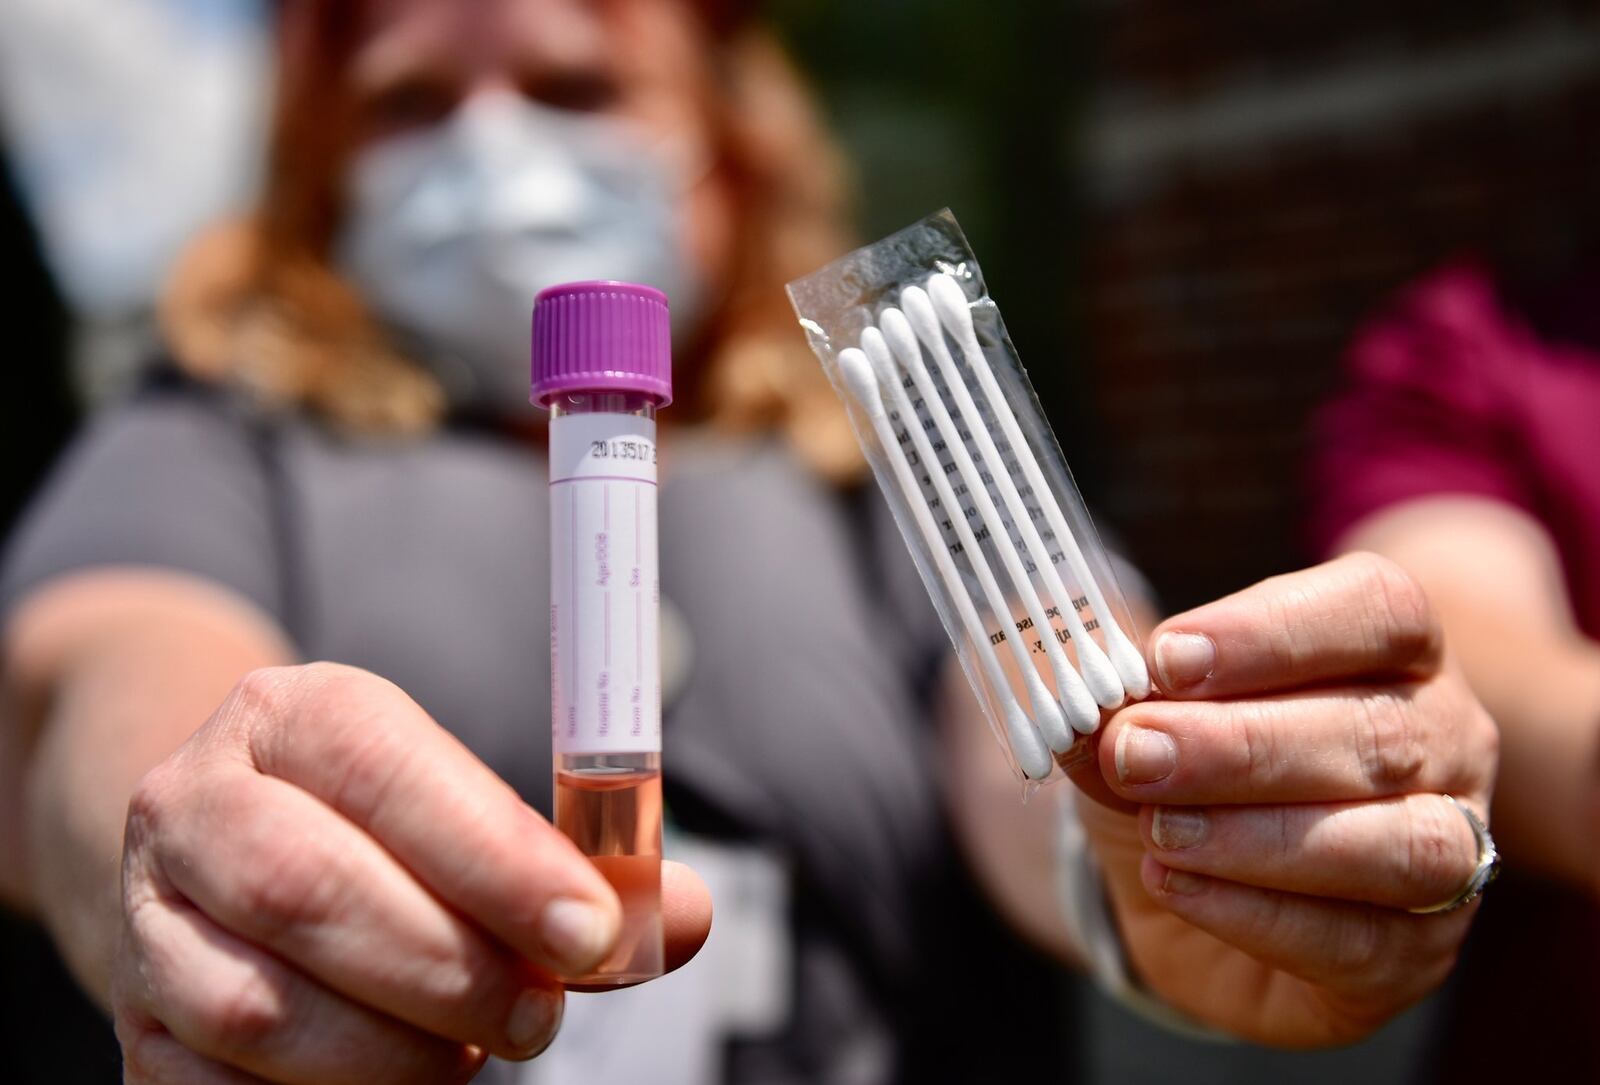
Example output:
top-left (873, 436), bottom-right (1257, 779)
top-left (2, 377), bottom-right (1069, 1083)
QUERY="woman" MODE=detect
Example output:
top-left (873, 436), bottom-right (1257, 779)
top-left (1310, 257), bottom-right (1600, 1078)
top-left (1, 1), bottom-right (1499, 1081)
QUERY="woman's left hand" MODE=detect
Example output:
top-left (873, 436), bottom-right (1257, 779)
top-left (1071, 552), bottom-right (1498, 1046)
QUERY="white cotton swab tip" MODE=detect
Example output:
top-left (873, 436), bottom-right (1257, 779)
top-left (927, 272), bottom-right (978, 345)
top-left (859, 326), bottom-right (890, 368)
top-left (859, 328), bottom-right (903, 397)
top-left (836, 347), bottom-right (885, 419)
top-left (999, 699), bottom-right (1053, 780)
top-left (899, 285), bottom-right (946, 354)
top-left (878, 307), bottom-right (924, 372)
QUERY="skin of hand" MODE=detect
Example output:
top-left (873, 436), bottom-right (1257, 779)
top-left (1338, 496), bottom-right (1600, 895)
top-left (1063, 552), bottom-right (1498, 1046)
top-left (2, 572), bottom-right (711, 1084)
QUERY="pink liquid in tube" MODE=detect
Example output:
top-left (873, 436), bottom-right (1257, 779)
top-left (533, 281), bottom-right (672, 985)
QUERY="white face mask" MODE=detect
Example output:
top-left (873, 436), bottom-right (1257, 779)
top-left (336, 94), bottom-right (705, 414)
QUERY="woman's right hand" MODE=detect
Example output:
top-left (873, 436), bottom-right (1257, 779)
top-left (111, 662), bottom-right (710, 1084)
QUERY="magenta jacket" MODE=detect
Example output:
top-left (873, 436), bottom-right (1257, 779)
top-left (1309, 260), bottom-right (1600, 637)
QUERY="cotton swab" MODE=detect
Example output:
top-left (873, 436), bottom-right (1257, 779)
top-left (902, 285), bottom-right (1125, 710)
top-left (838, 346), bottom-right (1055, 779)
top-left (925, 272), bottom-right (1151, 699)
top-left (862, 329), bottom-right (1071, 755)
top-left (879, 308), bottom-right (1103, 735)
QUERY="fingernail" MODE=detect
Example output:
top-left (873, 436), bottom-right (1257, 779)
top-left (1155, 632), bottom-right (1215, 691)
top-left (539, 898), bottom-right (616, 974)
top-left (1162, 868), bottom-right (1208, 896)
top-left (1115, 726), bottom-right (1177, 785)
top-left (1150, 807), bottom-right (1207, 850)
top-left (506, 988), bottom-right (563, 1057)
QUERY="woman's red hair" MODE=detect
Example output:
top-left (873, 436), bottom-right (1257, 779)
top-left (162, 0), bottom-right (863, 478)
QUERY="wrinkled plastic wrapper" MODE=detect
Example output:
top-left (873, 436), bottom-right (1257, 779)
top-left (787, 209), bottom-right (1151, 789)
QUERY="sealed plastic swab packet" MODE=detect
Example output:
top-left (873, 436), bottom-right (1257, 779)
top-left (787, 209), bottom-right (1150, 786)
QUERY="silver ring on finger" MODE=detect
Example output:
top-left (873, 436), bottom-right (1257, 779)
top-left (1407, 795), bottom-right (1500, 915)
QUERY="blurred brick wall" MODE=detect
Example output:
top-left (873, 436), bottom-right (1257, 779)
top-left (1080, 0), bottom-right (1600, 610)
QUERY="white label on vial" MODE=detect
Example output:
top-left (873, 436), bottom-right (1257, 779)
top-left (550, 412), bottom-right (661, 755)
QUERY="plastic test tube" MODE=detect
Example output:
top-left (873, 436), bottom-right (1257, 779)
top-left (532, 280), bottom-right (673, 985)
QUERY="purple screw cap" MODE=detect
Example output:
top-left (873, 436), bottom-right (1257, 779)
top-left (530, 280), bottom-right (673, 408)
